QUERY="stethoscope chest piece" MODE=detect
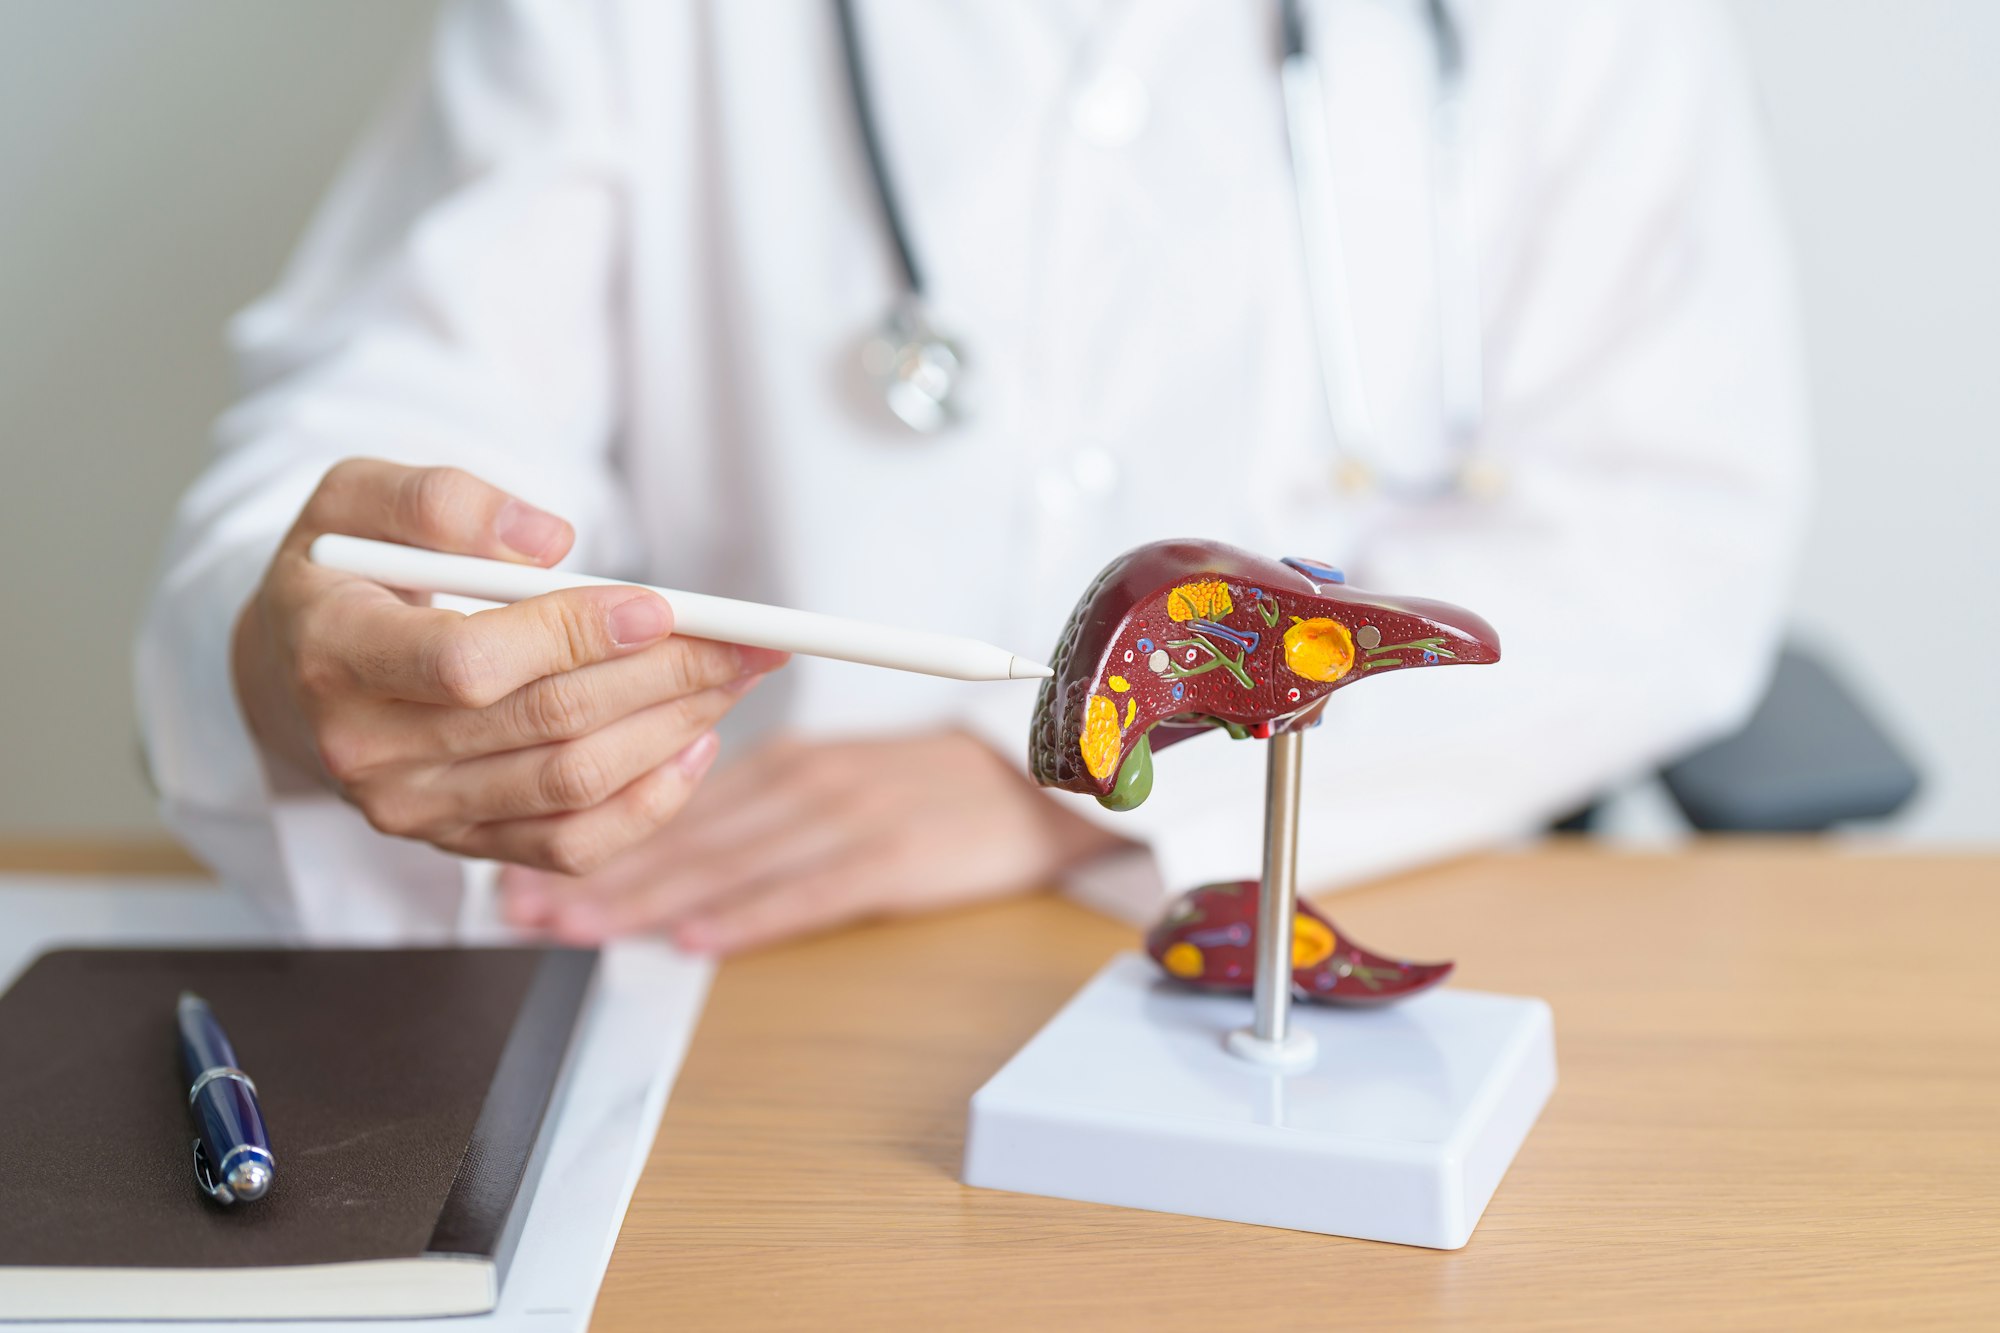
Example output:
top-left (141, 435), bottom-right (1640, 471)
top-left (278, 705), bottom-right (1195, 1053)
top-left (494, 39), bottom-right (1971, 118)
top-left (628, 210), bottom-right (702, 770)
top-left (1332, 451), bottom-right (1507, 501)
top-left (861, 297), bottom-right (964, 434)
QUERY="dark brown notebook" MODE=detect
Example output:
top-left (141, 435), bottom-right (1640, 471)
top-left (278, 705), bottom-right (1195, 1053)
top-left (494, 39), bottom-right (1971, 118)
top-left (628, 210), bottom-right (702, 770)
top-left (0, 946), bottom-right (597, 1320)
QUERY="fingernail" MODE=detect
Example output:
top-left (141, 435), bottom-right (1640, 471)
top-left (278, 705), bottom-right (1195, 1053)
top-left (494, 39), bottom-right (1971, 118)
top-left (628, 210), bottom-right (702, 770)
top-left (556, 905), bottom-right (605, 940)
top-left (676, 730), bottom-right (721, 777)
top-left (725, 671), bottom-right (767, 697)
top-left (495, 498), bottom-right (568, 562)
top-left (672, 921), bottom-right (716, 954)
top-left (609, 593), bottom-right (671, 646)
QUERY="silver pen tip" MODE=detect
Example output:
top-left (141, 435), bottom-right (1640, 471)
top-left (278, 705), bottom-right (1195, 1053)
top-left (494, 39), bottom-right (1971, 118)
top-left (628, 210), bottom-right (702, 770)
top-left (1009, 657), bottom-right (1055, 680)
top-left (226, 1158), bottom-right (273, 1202)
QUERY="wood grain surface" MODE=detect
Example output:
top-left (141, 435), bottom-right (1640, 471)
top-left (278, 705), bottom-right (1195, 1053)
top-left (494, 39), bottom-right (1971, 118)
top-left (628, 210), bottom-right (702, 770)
top-left (592, 843), bottom-right (2000, 1332)
top-left (0, 837), bottom-right (204, 875)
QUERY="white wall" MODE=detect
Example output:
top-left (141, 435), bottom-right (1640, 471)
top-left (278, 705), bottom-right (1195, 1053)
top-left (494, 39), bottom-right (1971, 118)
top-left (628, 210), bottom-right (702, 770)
top-left (1734, 0), bottom-right (2000, 841)
top-left (0, 1), bottom-right (1993, 840)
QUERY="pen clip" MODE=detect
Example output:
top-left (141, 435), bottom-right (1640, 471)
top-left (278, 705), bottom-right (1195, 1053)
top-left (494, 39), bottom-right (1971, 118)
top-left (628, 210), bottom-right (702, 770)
top-left (192, 1137), bottom-right (235, 1205)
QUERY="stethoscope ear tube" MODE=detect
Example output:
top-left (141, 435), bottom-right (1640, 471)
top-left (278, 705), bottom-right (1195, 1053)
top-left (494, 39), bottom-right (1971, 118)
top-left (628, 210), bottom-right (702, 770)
top-left (1425, 0), bottom-right (1485, 461)
top-left (1281, 0), bottom-right (1490, 498)
top-left (836, 0), bottom-right (965, 433)
top-left (835, 0), bottom-right (923, 298)
top-left (1279, 45), bottom-right (1377, 481)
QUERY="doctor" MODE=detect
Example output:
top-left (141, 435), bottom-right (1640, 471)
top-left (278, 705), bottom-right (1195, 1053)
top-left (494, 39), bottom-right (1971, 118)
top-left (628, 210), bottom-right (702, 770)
top-left (138, 0), bottom-right (1808, 947)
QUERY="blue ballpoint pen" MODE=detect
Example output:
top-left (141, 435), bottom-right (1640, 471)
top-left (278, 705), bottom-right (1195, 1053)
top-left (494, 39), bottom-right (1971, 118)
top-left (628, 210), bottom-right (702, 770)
top-left (177, 991), bottom-right (275, 1204)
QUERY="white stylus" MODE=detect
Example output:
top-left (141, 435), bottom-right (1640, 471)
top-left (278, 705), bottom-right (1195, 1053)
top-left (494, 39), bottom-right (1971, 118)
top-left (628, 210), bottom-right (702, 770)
top-left (309, 535), bottom-right (1052, 684)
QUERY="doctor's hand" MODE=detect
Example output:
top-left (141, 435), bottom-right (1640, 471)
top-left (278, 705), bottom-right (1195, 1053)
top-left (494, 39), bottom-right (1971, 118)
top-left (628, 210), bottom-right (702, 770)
top-left (496, 730), bottom-right (1135, 954)
top-left (231, 458), bottom-right (787, 874)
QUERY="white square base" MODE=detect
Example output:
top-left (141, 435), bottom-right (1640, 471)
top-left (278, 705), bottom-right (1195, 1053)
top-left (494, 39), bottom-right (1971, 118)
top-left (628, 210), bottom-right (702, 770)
top-left (963, 953), bottom-right (1555, 1249)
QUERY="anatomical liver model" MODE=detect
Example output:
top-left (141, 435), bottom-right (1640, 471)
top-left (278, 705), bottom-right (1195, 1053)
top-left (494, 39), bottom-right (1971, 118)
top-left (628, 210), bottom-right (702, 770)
top-left (1144, 880), bottom-right (1453, 1004)
top-left (1030, 540), bottom-right (1500, 1053)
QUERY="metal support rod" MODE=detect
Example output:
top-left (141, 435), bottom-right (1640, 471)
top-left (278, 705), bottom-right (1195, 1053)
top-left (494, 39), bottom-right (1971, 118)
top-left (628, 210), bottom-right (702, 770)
top-left (1251, 729), bottom-right (1305, 1045)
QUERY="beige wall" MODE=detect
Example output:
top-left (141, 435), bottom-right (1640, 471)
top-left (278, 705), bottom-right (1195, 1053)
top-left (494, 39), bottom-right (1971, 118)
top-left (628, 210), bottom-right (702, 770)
top-left (0, 1), bottom-right (437, 831)
top-left (1, 1), bottom-right (1993, 840)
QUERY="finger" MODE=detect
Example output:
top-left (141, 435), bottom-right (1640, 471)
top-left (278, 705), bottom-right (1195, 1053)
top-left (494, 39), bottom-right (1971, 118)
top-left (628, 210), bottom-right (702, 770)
top-left (425, 684), bottom-right (746, 825)
top-left (301, 635), bottom-right (778, 783)
top-left (515, 739), bottom-right (827, 908)
top-left (430, 640), bottom-right (785, 757)
top-left (548, 805), bottom-right (863, 941)
top-left (333, 583), bottom-right (676, 708)
top-left (556, 750), bottom-right (808, 895)
top-left (668, 852), bottom-right (889, 956)
top-left (449, 731), bottom-right (723, 876)
top-left (488, 736), bottom-right (800, 924)
top-left (491, 733), bottom-right (804, 927)
top-left (497, 863), bottom-right (568, 930)
top-left (639, 744), bottom-right (820, 856)
top-left (291, 459), bottom-right (574, 566)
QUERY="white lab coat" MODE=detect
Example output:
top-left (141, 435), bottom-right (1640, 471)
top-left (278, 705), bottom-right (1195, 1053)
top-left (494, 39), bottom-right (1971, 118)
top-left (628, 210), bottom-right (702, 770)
top-left (136, 0), bottom-right (1809, 940)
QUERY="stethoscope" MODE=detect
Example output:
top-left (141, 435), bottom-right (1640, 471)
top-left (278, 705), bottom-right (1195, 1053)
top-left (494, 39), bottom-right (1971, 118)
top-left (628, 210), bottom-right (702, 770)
top-left (836, 0), bottom-right (1495, 499)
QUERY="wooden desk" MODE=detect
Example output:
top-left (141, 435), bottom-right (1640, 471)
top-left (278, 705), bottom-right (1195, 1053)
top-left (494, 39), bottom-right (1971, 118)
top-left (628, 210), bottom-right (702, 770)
top-left (11, 842), bottom-right (1997, 1328)
top-left (594, 844), bottom-right (2000, 1331)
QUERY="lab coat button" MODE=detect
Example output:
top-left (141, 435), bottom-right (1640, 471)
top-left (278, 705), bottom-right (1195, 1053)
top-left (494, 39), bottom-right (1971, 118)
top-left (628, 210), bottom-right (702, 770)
top-left (1072, 67), bottom-right (1149, 148)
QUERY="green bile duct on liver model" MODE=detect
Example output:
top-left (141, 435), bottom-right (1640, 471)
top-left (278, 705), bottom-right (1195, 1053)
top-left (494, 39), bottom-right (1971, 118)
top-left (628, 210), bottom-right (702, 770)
top-left (1028, 540), bottom-right (1502, 810)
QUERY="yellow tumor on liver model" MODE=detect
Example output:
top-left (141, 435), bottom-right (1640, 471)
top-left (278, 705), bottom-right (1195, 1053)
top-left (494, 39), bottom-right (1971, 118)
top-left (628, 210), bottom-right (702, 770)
top-left (1161, 942), bottom-right (1204, 979)
top-left (1166, 580), bottom-right (1233, 622)
top-left (1282, 617), bottom-right (1356, 683)
top-left (1292, 915), bottom-right (1337, 967)
top-left (1079, 693), bottom-right (1123, 780)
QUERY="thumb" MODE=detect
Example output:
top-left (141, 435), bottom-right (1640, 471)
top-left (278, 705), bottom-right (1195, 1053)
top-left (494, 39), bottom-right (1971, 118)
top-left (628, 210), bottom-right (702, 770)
top-left (292, 458), bottom-right (574, 566)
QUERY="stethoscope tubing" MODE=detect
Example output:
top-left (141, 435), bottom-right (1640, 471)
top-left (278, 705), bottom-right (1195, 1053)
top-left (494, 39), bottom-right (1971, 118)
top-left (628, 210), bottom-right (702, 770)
top-left (835, 0), bottom-right (924, 297)
top-left (838, 0), bottom-right (1487, 497)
